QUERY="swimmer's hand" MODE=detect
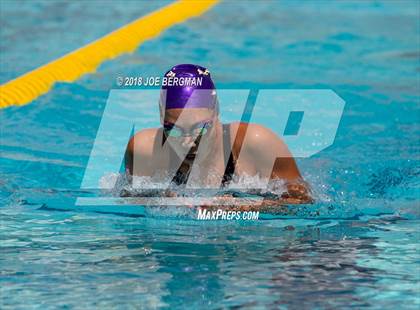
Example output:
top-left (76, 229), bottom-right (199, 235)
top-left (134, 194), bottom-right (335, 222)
top-left (120, 188), bottom-right (177, 197)
top-left (229, 180), bottom-right (313, 206)
top-left (198, 188), bottom-right (312, 211)
top-left (281, 181), bottom-right (313, 204)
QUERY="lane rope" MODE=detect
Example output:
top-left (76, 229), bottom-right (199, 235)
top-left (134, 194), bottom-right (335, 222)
top-left (0, 0), bottom-right (219, 108)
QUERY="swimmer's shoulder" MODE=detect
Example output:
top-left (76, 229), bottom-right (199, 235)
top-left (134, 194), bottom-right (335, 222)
top-left (127, 128), bottom-right (165, 161)
top-left (225, 122), bottom-right (288, 154)
top-left (126, 128), bottom-right (166, 175)
top-left (225, 122), bottom-right (299, 180)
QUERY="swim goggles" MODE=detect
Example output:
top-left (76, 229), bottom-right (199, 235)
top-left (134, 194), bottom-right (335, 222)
top-left (163, 119), bottom-right (213, 138)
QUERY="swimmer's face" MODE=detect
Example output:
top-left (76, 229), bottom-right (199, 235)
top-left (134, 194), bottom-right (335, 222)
top-left (162, 108), bottom-right (218, 161)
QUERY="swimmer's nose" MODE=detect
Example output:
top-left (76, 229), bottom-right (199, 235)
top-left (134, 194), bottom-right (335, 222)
top-left (181, 136), bottom-right (196, 148)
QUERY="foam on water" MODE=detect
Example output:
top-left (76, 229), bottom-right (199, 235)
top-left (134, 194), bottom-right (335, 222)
top-left (95, 171), bottom-right (394, 220)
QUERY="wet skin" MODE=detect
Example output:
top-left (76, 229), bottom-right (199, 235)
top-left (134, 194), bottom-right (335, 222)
top-left (125, 108), bottom-right (312, 206)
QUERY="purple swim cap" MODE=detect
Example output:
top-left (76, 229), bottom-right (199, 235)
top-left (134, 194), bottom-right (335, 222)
top-left (160, 64), bottom-right (217, 110)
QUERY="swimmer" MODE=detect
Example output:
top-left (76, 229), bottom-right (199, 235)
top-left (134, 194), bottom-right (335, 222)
top-left (124, 64), bottom-right (312, 207)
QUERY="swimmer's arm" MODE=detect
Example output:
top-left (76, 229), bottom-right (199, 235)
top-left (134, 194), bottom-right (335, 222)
top-left (215, 191), bottom-right (311, 209)
top-left (124, 129), bottom-right (157, 177)
top-left (246, 124), bottom-right (313, 204)
top-left (123, 129), bottom-right (183, 198)
top-left (123, 139), bottom-right (178, 198)
top-left (124, 138), bottom-right (134, 175)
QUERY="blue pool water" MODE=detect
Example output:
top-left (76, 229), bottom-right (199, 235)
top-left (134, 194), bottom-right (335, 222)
top-left (1, 0), bottom-right (419, 308)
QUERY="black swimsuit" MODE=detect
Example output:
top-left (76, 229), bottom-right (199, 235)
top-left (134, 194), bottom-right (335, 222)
top-left (221, 123), bottom-right (236, 186)
top-left (171, 123), bottom-right (236, 187)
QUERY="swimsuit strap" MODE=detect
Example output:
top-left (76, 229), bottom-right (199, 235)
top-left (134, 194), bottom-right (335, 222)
top-left (222, 122), bottom-right (250, 187)
top-left (222, 123), bottom-right (236, 186)
top-left (171, 161), bottom-right (191, 186)
top-left (171, 123), bottom-right (241, 187)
